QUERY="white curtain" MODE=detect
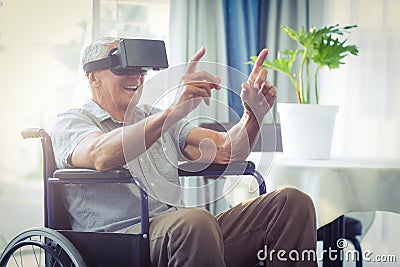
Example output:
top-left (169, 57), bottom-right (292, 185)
top-left (320, 0), bottom-right (400, 159)
top-left (168, 0), bottom-right (229, 124)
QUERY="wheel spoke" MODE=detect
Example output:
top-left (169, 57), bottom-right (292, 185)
top-left (19, 247), bottom-right (22, 266)
top-left (12, 253), bottom-right (21, 267)
top-left (39, 235), bottom-right (43, 266)
top-left (31, 244), bottom-right (41, 266)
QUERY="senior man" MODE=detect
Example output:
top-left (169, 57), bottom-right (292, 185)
top-left (52, 37), bottom-right (317, 267)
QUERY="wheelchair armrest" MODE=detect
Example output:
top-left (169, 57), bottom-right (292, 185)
top-left (178, 161), bottom-right (255, 177)
top-left (178, 161), bottom-right (266, 195)
top-left (53, 168), bottom-right (132, 179)
top-left (52, 169), bottom-right (136, 185)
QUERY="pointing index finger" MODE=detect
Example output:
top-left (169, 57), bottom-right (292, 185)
top-left (248, 48), bottom-right (268, 83)
top-left (186, 47), bottom-right (206, 74)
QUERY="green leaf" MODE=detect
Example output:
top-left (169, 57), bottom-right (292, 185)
top-left (312, 34), bottom-right (359, 69)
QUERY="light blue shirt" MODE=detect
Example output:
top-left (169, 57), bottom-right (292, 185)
top-left (52, 99), bottom-right (195, 232)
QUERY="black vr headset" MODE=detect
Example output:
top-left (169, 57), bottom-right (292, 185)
top-left (83, 38), bottom-right (169, 75)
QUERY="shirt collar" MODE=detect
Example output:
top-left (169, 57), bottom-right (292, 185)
top-left (83, 99), bottom-right (111, 122)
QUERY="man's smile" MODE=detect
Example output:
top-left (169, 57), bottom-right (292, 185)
top-left (123, 85), bottom-right (139, 91)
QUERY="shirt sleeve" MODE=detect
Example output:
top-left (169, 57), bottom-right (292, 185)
top-left (173, 118), bottom-right (197, 152)
top-left (51, 109), bottom-right (103, 168)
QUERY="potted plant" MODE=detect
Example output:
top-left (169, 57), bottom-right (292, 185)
top-left (248, 24), bottom-right (359, 159)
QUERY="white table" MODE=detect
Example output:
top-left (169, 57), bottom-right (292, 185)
top-left (244, 152), bottom-right (400, 228)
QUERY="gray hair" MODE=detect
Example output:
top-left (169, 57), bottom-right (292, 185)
top-left (80, 37), bottom-right (119, 68)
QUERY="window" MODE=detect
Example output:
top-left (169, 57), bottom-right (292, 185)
top-left (93, 0), bottom-right (170, 42)
top-left (321, 0), bottom-right (400, 158)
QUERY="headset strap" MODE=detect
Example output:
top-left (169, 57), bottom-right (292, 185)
top-left (83, 57), bottom-right (109, 73)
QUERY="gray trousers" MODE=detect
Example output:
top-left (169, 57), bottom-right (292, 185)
top-left (127, 187), bottom-right (317, 267)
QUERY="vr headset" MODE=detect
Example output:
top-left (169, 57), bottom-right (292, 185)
top-left (83, 38), bottom-right (169, 75)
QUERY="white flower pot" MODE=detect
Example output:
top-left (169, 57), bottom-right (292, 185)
top-left (277, 103), bottom-right (339, 159)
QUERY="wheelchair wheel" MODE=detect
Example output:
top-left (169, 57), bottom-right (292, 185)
top-left (0, 227), bottom-right (86, 267)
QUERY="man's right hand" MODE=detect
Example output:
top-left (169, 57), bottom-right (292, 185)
top-left (169, 47), bottom-right (221, 120)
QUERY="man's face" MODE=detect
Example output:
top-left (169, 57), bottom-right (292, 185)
top-left (91, 43), bottom-right (145, 117)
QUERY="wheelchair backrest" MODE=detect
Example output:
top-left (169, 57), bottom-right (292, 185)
top-left (22, 128), bottom-right (72, 230)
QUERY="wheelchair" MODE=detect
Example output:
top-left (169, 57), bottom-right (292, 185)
top-left (0, 128), bottom-right (267, 267)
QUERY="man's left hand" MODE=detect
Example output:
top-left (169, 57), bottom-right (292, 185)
top-left (241, 48), bottom-right (277, 119)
